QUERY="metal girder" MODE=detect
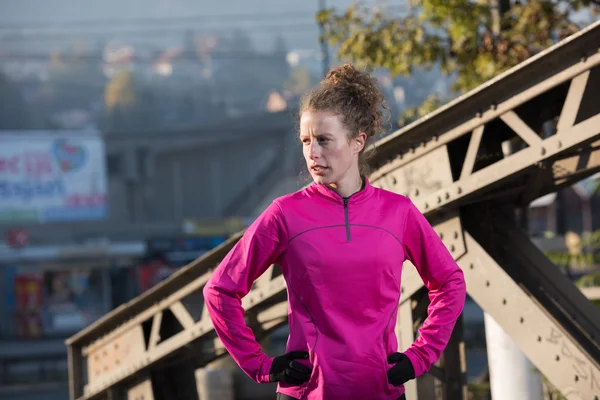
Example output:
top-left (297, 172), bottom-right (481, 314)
top-left (459, 226), bottom-right (600, 400)
top-left (371, 51), bottom-right (600, 215)
top-left (399, 209), bottom-right (600, 399)
top-left (73, 262), bottom-right (289, 400)
top-left (67, 21), bottom-right (600, 400)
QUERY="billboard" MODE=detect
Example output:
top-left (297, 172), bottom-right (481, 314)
top-left (0, 131), bottom-right (108, 224)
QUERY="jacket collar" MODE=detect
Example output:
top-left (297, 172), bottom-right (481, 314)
top-left (310, 176), bottom-right (374, 204)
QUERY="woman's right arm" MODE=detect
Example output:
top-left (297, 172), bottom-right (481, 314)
top-left (202, 200), bottom-right (288, 383)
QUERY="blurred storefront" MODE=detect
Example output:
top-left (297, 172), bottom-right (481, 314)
top-left (0, 241), bottom-right (145, 339)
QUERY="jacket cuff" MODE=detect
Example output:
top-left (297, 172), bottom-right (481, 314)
top-left (403, 349), bottom-right (424, 378)
top-left (257, 356), bottom-right (275, 383)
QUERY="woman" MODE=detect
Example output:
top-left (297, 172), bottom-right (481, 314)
top-left (203, 63), bottom-right (467, 400)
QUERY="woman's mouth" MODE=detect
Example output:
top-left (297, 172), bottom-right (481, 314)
top-left (311, 165), bottom-right (327, 175)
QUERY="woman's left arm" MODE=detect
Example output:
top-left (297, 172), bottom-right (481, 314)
top-left (400, 199), bottom-right (467, 378)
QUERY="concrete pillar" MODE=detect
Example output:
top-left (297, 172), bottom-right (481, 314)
top-left (195, 366), bottom-right (234, 400)
top-left (484, 312), bottom-right (544, 400)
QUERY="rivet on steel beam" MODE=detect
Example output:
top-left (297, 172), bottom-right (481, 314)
top-left (541, 147), bottom-right (546, 155)
top-left (457, 187), bottom-right (462, 194)
top-left (469, 263), bottom-right (474, 269)
top-left (437, 196), bottom-right (441, 203)
top-left (557, 140), bottom-right (562, 149)
top-left (392, 177), bottom-right (397, 185)
top-left (519, 317), bottom-right (524, 324)
top-left (414, 188), bottom-right (419, 196)
top-left (439, 232), bottom-right (444, 240)
top-left (401, 287), bottom-right (404, 294)
top-left (424, 202), bottom-right (429, 209)
top-left (445, 192), bottom-right (450, 200)
top-left (537, 336), bottom-right (542, 342)
top-left (450, 245), bottom-right (455, 252)
top-left (490, 103), bottom-right (497, 110)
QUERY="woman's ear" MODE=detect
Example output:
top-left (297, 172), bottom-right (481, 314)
top-left (355, 132), bottom-right (367, 154)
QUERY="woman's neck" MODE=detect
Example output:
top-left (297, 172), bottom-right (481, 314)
top-left (327, 171), bottom-right (363, 198)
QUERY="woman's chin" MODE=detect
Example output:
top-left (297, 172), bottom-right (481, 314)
top-left (311, 174), bottom-right (330, 185)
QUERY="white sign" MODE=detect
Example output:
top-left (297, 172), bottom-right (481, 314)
top-left (0, 131), bottom-right (108, 224)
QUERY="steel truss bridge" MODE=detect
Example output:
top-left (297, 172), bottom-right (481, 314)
top-left (67, 21), bottom-right (600, 400)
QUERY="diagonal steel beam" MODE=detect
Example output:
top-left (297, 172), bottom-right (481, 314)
top-left (459, 229), bottom-right (600, 400)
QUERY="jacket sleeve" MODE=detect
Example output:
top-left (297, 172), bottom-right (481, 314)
top-left (401, 199), bottom-right (467, 377)
top-left (202, 200), bottom-right (288, 383)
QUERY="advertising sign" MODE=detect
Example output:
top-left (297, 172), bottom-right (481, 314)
top-left (0, 131), bottom-right (108, 223)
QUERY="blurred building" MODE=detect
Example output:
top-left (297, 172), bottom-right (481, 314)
top-left (0, 108), bottom-right (304, 398)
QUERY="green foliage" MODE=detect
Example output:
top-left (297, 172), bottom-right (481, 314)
top-left (468, 381), bottom-right (491, 400)
top-left (318, 0), bottom-right (600, 122)
top-left (399, 93), bottom-right (444, 126)
top-left (576, 271), bottom-right (600, 307)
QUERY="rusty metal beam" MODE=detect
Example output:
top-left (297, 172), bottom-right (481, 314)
top-left (458, 229), bottom-right (600, 399)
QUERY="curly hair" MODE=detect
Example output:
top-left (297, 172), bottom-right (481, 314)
top-left (300, 63), bottom-right (390, 175)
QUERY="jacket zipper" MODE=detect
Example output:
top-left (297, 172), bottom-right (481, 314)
top-left (343, 197), bottom-right (350, 241)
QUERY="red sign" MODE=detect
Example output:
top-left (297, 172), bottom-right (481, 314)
top-left (14, 273), bottom-right (43, 338)
top-left (7, 228), bottom-right (29, 248)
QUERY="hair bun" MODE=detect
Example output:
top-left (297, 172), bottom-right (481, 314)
top-left (325, 63), bottom-right (363, 86)
top-left (323, 63), bottom-right (386, 140)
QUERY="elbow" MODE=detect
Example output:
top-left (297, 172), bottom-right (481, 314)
top-left (202, 278), bottom-right (219, 307)
top-left (454, 267), bottom-right (467, 293)
top-left (454, 268), bottom-right (467, 309)
top-left (202, 277), bottom-right (240, 309)
top-left (443, 267), bottom-right (467, 309)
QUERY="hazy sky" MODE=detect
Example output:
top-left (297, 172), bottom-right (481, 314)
top-left (0, 0), bottom-right (387, 51)
top-left (0, 0), bottom-right (376, 22)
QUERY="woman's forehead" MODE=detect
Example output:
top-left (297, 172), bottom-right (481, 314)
top-left (300, 110), bottom-right (345, 133)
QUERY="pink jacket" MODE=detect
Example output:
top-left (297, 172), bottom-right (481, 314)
top-left (203, 178), bottom-right (466, 400)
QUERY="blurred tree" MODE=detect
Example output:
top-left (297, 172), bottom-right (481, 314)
top-left (317, 0), bottom-right (600, 123)
top-left (104, 70), bottom-right (160, 132)
top-left (105, 70), bottom-right (136, 112)
top-left (0, 72), bottom-right (31, 129)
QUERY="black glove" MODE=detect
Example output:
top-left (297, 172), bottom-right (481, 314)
top-left (387, 352), bottom-right (415, 386)
top-left (269, 351), bottom-right (312, 385)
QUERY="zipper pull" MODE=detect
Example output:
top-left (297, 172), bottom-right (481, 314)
top-left (343, 197), bottom-right (348, 208)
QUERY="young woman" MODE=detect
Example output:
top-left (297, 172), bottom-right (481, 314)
top-left (203, 63), bottom-right (467, 400)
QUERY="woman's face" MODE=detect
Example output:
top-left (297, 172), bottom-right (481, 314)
top-left (299, 110), bottom-right (365, 186)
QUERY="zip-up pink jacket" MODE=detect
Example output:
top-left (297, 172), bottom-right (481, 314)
top-left (203, 178), bottom-right (466, 400)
